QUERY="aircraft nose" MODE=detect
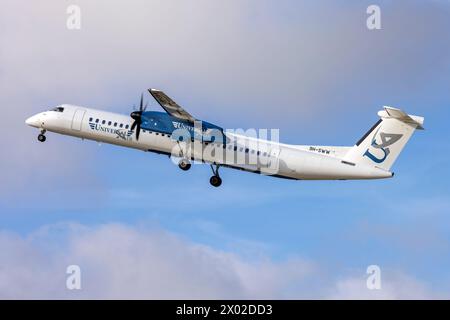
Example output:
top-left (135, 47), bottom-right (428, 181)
top-left (25, 114), bottom-right (40, 128)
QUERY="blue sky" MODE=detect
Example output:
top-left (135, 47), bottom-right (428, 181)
top-left (1, 0), bottom-right (450, 298)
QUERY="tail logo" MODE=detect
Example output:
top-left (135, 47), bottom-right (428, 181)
top-left (363, 128), bottom-right (403, 163)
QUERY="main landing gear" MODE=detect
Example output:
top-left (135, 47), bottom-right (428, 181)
top-left (178, 159), bottom-right (222, 187)
top-left (178, 158), bottom-right (191, 171)
top-left (37, 130), bottom-right (46, 142)
top-left (209, 164), bottom-right (222, 187)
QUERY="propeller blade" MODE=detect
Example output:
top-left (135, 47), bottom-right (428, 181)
top-left (131, 120), bottom-right (138, 131)
top-left (136, 124), bottom-right (141, 140)
top-left (129, 93), bottom-right (147, 140)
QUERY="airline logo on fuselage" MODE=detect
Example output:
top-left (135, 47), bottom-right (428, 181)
top-left (172, 121), bottom-right (212, 134)
top-left (363, 128), bottom-right (403, 163)
top-left (89, 122), bottom-right (133, 141)
top-left (172, 121), bottom-right (194, 132)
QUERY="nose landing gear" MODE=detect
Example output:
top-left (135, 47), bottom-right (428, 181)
top-left (37, 130), bottom-right (46, 142)
top-left (209, 164), bottom-right (222, 187)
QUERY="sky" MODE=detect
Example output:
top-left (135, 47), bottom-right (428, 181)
top-left (1, 0), bottom-right (450, 299)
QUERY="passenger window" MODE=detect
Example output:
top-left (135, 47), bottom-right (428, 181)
top-left (108, 121), bottom-right (112, 125)
top-left (245, 148), bottom-right (249, 153)
top-left (125, 125), bottom-right (129, 129)
top-left (119, 123), bottom-right (123, 128)
top-left (114, 122), bottom-right (117, 127)
top-left (95, 119), bottom-right (99, 123)
top-left (233, 146), bottom-right (237, 151)
top-left (89, 117), bottom-right (93, 122)
top-left (102, 120), bottom-right (106, 124)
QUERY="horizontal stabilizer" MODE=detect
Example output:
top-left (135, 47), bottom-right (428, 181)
top-left (379, 106), bottom-right (424, 130)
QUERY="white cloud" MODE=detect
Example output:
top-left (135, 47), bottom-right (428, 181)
top-left (0, 223), bottom-right (443, 299)
top-left (328, 272), bottom-right (434, 299)
top-left (2, 1), bottom-right (449, 116)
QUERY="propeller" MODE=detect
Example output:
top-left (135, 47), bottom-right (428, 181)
top-left (130, 93), bottom-right (148, 140)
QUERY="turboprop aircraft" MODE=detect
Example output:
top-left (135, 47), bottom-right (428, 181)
top-left (25, 89), bottom-right (424, 187)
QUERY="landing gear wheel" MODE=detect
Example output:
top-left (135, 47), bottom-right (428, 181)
top-left (38, 134), bottom-right (46, 142)
top-left (209, 175), bottom-right (222, 187)
top-left (209, 164), bottom-right (222, 187)
top-left (178, 159), bottom-right (191, 171)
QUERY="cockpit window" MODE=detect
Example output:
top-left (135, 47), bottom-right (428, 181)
top-left (51, 107), bottom-right (64, 112)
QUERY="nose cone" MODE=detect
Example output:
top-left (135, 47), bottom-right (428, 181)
top-left (25, 114), bottom-right (40, 128)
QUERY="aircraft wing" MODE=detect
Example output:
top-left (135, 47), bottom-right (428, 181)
top-left (149, 89), bottom-right (196, 122)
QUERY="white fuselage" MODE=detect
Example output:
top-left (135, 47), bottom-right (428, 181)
top-left (25, 104), bottom-right (393, 180)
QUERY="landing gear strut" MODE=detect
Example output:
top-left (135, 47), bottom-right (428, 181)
top-left (176, 141), bottom-right (191, 171)
top-left (209, 164), bottom-right (222, 187)
top-left (38, 130), bottom-right (46, 142)
top-left (178, 158), bottom-right (191, 171)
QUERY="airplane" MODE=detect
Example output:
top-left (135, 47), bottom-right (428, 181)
top-left (25, 88), bottom-right (424, 187)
